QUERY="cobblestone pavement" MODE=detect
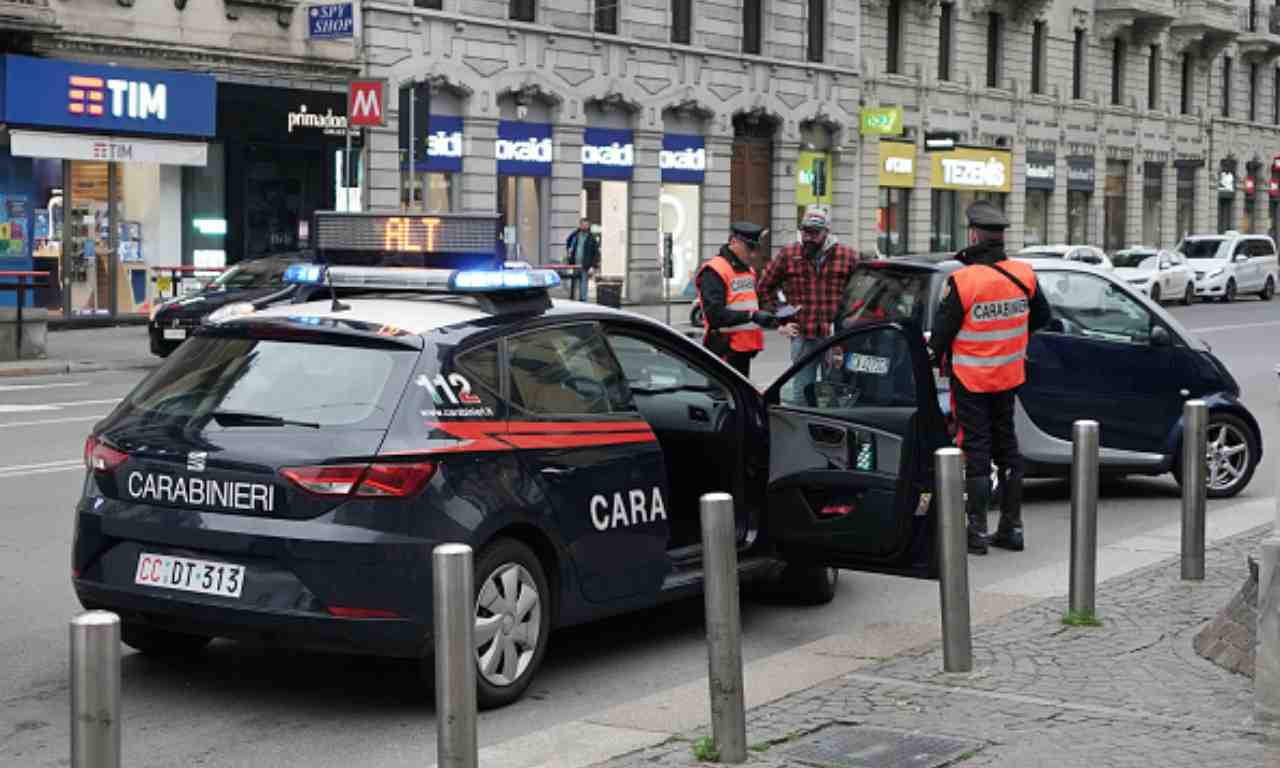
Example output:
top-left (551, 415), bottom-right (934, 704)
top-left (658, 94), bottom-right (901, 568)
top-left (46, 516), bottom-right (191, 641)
top-left (592, 527), bottom-right (1280, 768)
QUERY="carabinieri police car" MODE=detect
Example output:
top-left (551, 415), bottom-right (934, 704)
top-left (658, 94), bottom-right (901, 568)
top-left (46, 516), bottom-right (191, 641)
top-left (73, 212), bottom-right (949, 709)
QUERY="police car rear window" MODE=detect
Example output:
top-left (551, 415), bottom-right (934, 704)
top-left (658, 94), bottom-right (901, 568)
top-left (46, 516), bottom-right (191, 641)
top-left (125, 336), bottom-right (416, 428)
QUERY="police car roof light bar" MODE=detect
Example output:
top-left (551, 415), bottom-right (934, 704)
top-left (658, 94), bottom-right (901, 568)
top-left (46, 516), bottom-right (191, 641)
top-left (283, 263), bottom-right (562, 295)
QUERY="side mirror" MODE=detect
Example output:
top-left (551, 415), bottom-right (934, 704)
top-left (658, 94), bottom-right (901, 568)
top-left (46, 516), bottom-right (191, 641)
top-left (1235, 253), bottom-right (1250, 262)
top-left (1150, 326), bottom-right (1172, 347)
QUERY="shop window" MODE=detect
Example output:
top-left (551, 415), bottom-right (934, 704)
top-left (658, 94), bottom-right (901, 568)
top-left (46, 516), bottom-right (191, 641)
top-left (509, 0), bottom-right (534, 22)
top-left (1025, 189), bottom-right (1050, 246)
top-left (1245, 195), bottom-right (1258, 233)
top-left (660, 183), bottom-right (701, 299)
top-left (878, 188), bottom-right (910, 256)
top-left (1148, 45), bottom-right (1161, 111)
top-left (182, 142), bottom-right (226, 268)
top-left (1218, 194), bottom-right (1233, 234)
top-left (742, 0), bottom-right (762, 54)
top-left (671, 0), bottom-right (691, 44)
top-left (938, 2), bottom-right (953, 82)
top-left (1031, 21), bottom-right (1046, 95)
top-left (1067, 190), bottom-right (1092, 244)
top-left (887, 0), bottom-right (903, 75)
top-left (498, 176), bottom-right (544, 264)
top-left (1073, 29), bottom-right (1086, 100)
top-left (986, 12), bottom-right (1003, 88)
top-left (595, 0), bottom-right (618, 34)
top-left (29, 157), bottom-right (65, 314)
top-left (1112, 38), bottom-right (1126, 106)
top-left (806, 0), bottom-right (825, 63)
top-left (1176, 166), bottom-right (1196, 238)
top-left (931, 190), bottom-right (1005, 252)
top-left (414, 0), bottom-right (442, 7)
top-left (1142, 163), bottom-right (1163, 246)
top-left (1104, 160), bottom-right (1128, 252)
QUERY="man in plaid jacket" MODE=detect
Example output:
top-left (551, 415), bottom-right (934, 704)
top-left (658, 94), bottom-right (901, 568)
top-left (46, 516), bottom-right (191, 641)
top-left (757, 205), bottom-right (859, 401)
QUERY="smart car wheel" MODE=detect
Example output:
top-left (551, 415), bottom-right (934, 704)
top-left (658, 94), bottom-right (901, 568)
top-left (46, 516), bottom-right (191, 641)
top-left (1182, 283), bottom-right (1194, 305)
top-left (776, 563), bottom-right (839, 605)
top-left (1262, 277), bottom-right (1276, 301)
top-left (1150, 284), bottom-right (1161, 303)
top-left (1224, 279), bottom-right (1237, 303)
top-left (472, 539), bottom-right (551, 710)
top-left (1175, 413), bottom-right (1258, 499)
top-left (121, 623), bottom-right (212, 657)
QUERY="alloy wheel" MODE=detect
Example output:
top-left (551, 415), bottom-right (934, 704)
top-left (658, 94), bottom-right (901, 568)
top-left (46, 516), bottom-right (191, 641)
top-left (1205, 422), bottom-right (1251, 494)
top-left (474, 562), bottom-right (542, 687)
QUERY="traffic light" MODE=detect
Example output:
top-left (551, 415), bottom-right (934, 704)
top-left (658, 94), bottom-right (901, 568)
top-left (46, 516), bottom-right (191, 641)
top-left (398, 81), bottom-right (431, 164)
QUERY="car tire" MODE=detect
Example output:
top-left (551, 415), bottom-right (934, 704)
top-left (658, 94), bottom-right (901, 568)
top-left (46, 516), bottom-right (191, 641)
top-left (1150, 284), bottom-right (1161, 304)
top-left (776, 563), bottom-right (839, 606)
top-left (1224, 279), bottom-right (1237, 303)
top-left (1262, 277), bottom-right (1276, 301)
top-left (1182, 283), bottom-right (1194, 306)
top-left (1173, 411), bottom-right (1259, 499)
top-left (121, 623), bottom-right (212, 657)
top-left (465, 538), bottom-right (552, 710)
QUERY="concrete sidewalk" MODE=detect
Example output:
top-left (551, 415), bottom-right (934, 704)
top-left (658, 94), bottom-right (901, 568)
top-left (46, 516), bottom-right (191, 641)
top-left (0, 325), bottom-right (157, 378)
top-left (587, 527), bottom-right (1276, 768)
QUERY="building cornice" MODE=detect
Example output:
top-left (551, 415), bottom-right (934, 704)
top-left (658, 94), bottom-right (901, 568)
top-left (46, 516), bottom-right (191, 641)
top-left (33, 33), bottom-right (359, 81)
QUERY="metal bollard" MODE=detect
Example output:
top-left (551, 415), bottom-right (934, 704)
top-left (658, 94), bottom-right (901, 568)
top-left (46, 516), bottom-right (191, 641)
top-left (70, 611), bottom-right (121, 768)
top-left (433, 544), bottom-right (477, 768)
top-left (1182, 400), bottom-right (1208, 581)
top-left (700, 492), bottom-right (746, 764)
top-left (934, 448), bottom-right (972, 673)
top-left (1069, 420), bottom-right (1100, 617)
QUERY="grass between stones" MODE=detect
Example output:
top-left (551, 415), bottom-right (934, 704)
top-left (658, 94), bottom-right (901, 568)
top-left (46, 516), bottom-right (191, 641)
top-left (1061, 609), bottom-right (1104, 627)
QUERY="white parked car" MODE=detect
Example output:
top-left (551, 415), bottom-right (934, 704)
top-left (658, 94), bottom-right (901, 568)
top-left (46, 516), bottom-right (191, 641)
top-left (1016, 244), bottom-right (1114, 270)
top-left (1178, 232), bottom-right (1279, 302)
top-left (1111, 247), bottom-right (1196, 305)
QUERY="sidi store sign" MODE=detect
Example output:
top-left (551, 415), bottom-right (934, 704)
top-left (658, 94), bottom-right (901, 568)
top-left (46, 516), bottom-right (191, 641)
top-left (496, 121), bottom-right (553, 176)
top-left (582, 128), bottom-right (634, 180)
top-left (415, 115), bottom-right (464, 173)
top-left (1, 54), bottom-right (215, 137)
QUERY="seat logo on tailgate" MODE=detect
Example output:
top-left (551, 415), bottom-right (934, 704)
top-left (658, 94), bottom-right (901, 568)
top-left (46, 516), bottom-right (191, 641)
top-left (127, 472), bottom-right (275, 513)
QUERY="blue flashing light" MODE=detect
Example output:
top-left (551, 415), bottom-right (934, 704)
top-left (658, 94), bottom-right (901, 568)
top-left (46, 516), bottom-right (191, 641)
top-left (284, 264), bottom-right (326, 285)
top-left (449, 269), bottom-right (561, 292)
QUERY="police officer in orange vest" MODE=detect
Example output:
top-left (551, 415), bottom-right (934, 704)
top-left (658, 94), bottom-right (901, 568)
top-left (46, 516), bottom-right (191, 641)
top-left (696, 221), bottom-right (781, 377)
top-left (928, 201), bottom-right (1051, 555)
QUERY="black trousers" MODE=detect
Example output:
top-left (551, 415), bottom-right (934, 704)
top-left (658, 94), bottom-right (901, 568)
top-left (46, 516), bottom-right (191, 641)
top-left (952, 377), bottom-right (1025, 527)
top-left (725, 351), bottom-right (753, 377)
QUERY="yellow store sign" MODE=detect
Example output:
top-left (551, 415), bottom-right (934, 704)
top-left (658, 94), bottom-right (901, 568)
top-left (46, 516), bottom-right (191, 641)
top-left (878, 142), bottom-right (916, 188)
top-left (930, 148), bottom-right (1012, 193)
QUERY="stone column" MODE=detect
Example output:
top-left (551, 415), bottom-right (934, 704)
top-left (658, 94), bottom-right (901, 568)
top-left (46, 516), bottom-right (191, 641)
top-left (460, 117), bottom-right (498, 214)
top-left (831, 142), bottom-right (858, 251)
top-left (1007, 148), bottom-right (1027, 254)
top-left (1051, 151), bottom-right (1068, 244)
top-left (629, 129), bottom-right (663, 303)
top-left (1162, 162), bottom-right (1179, 246)
top-left (912, 142), bottom-right (932, 254)
top-left (367, 122), bottom-right (400, 211)
top-left (1128, 155), bottom-right (1145, 247)
top-left (550, 125), bottom-right (585, 268)
top-left (703, 135), bottom-right (733, 264)
top-left (859, 137), bottom-right (882, 253)
top-left (773, 139), bottom-right (801, 261)
top-left (1093, 152), bottom-right (1107, 248)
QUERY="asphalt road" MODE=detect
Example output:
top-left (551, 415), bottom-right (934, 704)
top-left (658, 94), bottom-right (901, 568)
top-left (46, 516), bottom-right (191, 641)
top-left (1, 299), bottom-right (1277, 767)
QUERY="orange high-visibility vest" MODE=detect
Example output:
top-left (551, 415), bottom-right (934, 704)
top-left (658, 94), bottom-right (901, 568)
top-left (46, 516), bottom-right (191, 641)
top-left (699, 255), bottom-right (764, 353)
top-left (949, 260), bottom-right (1038, 393)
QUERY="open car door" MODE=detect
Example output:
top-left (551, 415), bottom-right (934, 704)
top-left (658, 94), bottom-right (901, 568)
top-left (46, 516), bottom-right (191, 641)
top-left (763, 321), bottom-right (949, 579)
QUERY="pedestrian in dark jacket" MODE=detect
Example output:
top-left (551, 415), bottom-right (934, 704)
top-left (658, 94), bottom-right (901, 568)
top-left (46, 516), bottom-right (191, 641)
top-left (565, 218), bottom-right (600, 302)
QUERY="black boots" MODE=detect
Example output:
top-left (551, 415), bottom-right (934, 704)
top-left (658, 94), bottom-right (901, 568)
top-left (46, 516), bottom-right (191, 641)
top-left (989, 465), bottom-right (1025, 551)
top-left (965, 476), bottom-right (991, 555)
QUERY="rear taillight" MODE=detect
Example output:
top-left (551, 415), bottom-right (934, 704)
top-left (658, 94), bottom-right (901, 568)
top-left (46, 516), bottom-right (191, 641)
top-left (84, 436), bottom-right (128, 472)
top-left (280, 461), bottom-right (436, 498)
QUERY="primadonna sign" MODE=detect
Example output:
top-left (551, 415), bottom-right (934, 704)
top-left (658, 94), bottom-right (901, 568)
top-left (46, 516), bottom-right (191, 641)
top-left (930, 147), bottom-right (1012, 193)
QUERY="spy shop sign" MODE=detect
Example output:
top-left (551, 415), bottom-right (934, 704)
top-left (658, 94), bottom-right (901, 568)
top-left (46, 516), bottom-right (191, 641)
top-left (308, 3), bottom-right (354, 39)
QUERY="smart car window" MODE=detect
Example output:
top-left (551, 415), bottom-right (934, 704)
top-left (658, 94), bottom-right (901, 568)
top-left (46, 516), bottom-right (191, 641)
top-left (507, 325), bottom-right (632, 416)
top-left (836, 266), bottom-right (931, 330)
top-left (778, 327), bottom-right (918, 411)
top-left (125, 336), bottom-right (415, 427)
top-left (1037, 271), bottom-right (1155, 345)
top-left (608, 334), bottom-right (728, 398)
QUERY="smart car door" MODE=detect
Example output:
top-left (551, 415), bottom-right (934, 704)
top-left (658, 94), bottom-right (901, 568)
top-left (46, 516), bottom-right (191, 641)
top-left (763, 322), bottom-right (948, 579)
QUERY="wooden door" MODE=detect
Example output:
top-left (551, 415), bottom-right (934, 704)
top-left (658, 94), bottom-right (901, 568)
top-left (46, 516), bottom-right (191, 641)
top-left (731, 138), bottom-right (772, 271)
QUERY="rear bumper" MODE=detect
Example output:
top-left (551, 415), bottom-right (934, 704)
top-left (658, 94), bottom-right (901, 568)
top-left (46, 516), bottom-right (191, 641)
top-left (73, 499), bottom-right (441, 658)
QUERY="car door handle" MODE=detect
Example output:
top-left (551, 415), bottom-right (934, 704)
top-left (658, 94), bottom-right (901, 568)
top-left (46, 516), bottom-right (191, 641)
top-left (540, 466), bottom-right (577, 481)
top-left (689, 405), bottom-right (710, 422)
top-left (808, 424), bottom-right (845, 445)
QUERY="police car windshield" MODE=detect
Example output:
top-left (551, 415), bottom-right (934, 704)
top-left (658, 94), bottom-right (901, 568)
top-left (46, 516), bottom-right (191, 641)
top-left (124, 335), bottom-right (417, 428)
top-left (836, 265), bottom-right (931, 329)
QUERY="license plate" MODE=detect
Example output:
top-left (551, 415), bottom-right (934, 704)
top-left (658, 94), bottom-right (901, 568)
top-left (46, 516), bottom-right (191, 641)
top-left (134, 553), bottom-right (244, 598)
top-left (162, 328), bottom-right (186, 340)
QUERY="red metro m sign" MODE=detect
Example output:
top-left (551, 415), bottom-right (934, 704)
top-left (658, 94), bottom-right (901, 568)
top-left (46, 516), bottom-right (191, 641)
top-left (347, 81), bottom-right (385, 127)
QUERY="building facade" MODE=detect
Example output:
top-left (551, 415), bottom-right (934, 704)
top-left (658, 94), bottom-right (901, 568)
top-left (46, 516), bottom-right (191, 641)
top-left (367, 0), bottom-right (1280, 303)
top-left (0, 0), bottom-right (359, 319)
